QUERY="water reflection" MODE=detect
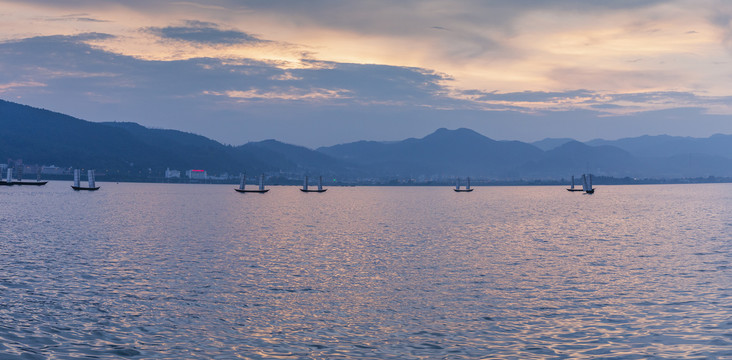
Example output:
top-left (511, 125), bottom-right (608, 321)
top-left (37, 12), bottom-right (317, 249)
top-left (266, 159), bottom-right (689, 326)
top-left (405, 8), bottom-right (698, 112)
top-left (0, 182), bottom-right (730, 358)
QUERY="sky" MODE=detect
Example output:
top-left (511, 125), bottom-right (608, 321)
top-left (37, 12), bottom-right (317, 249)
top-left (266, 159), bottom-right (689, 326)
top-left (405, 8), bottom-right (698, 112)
top-left (0, 0), bottom-right (731, 147)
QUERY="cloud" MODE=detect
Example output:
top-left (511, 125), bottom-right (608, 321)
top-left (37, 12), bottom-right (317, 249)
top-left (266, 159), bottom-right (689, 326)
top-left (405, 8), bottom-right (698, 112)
top-left (0, 34), bottom-right (463, 137)
top-left (1, 1), bottom-right (731, 146)
top-left (3, 0), bottom-right (730, 96)
top-left (146, 20), bottom-right (265, 45)
top-left (547, 67), bottom-right (681, 92)
top-left (204, 88), bottom-right (351, 102)
top-left (471, 90), bottom-right (596, 103)
top-left (233, 0), bottom-right (668, 35)
top-left (270, 72), bottom-right (302, 81)
top-left (1, 33), bottom-right (728, 118)
top-left (450, 86), bottom-right (732, 116)
top-left (590, 103), bottom-right (624, 110)
top-left (42, 13), bottom-right (108, 22)
top-left (0, 81), bottom-right (46, 92)
top-left (711, 12), bottom-right (732, 52)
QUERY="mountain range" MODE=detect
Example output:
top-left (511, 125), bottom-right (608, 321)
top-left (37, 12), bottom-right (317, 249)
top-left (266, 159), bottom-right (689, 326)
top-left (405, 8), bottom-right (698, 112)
top-left (2, 98), bottom-right (731, 181)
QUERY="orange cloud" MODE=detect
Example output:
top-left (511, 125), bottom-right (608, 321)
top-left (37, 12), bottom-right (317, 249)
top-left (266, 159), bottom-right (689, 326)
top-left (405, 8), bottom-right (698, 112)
top-left (204, 88), bottom-right (352, 102)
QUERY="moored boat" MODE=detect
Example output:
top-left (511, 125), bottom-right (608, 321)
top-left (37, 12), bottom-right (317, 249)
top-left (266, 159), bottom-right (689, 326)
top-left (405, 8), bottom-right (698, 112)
top-left (235, 173), bottom-right (269, 193)
top-left (0, 168), bottom-right (47, 186)
top-left (454, 177), bottom-right (474, 192)
top-left (71, 169), bottom-right (100, 191)
top-left (300, 176), bottom-right (327, 193)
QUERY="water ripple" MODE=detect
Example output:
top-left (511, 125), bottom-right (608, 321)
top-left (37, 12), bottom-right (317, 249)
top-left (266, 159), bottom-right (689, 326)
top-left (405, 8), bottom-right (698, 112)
top-left (0, 182), bottom-right (730, 358)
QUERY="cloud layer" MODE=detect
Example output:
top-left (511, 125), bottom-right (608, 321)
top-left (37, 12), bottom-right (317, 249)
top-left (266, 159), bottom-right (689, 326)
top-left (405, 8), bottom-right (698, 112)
top-left (146, 20), bottom-right (265, 45)
top-left (0, 0), bottom-right (731, 146)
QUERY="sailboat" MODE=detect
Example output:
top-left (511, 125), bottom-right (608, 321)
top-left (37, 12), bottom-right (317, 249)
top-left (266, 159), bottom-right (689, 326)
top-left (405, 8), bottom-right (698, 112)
top-left (582, 174), bottom-right (595, 194)
top-left (71, 169), bottom-right (100, 191)
top-left (0, 168), bottom-right (47, 186)
top-left (454, 177), bottom-right (474, 192)
top-left (566, 175), bottom-right (583, 192)
top-left (14, 169), bottom-right (48, 186)
top-left (235, 173), bottom-right (269, 193)
top-left (300, 175), bottom-right (327, 193)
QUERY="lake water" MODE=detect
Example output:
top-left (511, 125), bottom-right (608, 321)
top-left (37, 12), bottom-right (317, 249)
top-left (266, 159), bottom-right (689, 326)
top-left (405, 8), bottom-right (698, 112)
top-left (0, 182), bottom-right (730, 359)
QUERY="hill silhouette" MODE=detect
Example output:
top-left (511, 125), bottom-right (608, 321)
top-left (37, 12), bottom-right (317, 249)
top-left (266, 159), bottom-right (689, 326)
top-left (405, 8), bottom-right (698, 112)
top-left (2, 98), bottom-right (732, 181)
top-left (318, 128), bottom-right (544, 178)
top-left (587, 134), bottom-right (732, 159)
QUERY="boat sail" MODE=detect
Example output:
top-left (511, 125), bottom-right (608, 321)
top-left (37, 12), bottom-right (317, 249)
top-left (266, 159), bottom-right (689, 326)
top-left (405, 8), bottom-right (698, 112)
top-left (301, 175), bottom-right (327, 193)
top-left (235, 173), bottom-right (269, 193)
top-left (88, 170), bottom-right (96, 188)
top-left (582, 174), bottom-right (595, 194)
top-left (566, 175), bottom-right (583, 192)
top-left (454, 177), bottom-right (474, 192)
top-left (71, 169), bottom-right (100, 191)
top-left (1, 168), bottom-right (12, 185)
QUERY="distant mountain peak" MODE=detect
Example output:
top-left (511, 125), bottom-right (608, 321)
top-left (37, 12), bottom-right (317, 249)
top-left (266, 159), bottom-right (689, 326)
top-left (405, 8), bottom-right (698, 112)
top-left (531, 137), bottom-right (576, 151)
top-left (423, 127), bottom-right (488, 141)
top-left (431, 127), bottom-right (479, 135)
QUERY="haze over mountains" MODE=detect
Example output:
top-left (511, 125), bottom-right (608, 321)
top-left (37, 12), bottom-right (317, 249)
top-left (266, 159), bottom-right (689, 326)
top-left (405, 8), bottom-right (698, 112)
top-left (2, 98), bottom-right (731, 181)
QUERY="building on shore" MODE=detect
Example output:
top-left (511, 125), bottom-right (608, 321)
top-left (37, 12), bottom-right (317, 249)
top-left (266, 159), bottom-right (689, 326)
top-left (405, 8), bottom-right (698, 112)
top-left (165, 168), bottom-right (181, 179)
top-left (186, 169), bottom-right (207, 180)
top-left (41, 165), bottom-right (65, 175)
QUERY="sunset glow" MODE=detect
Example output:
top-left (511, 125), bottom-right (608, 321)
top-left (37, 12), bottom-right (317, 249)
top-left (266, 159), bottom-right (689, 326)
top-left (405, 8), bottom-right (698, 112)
top-left (1, 0), bottom-right (731, 145)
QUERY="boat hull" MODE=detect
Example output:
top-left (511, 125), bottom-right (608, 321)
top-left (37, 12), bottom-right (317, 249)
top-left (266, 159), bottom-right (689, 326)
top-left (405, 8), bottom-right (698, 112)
top-left (0, 181), bottom-right (48, 186)
top-left (235, 188), bottom-right (269, 193)
top-left (15, 181), bottom-right (48, 186)
top-left (300, 189), bottom-right (327, 193)
top-left (71, 186), bottom-right (100, 191)
top-left (454, 189), bottom-right (474, 192)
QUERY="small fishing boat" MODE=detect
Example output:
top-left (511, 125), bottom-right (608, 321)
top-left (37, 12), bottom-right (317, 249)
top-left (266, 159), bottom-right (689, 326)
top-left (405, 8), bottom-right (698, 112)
top-left (300, 176), bottom-right (327, 193)
top-left (71, 169), bottom-right (100, 191)
top-left (0, 168), bottom-right (46, 186)
top-left (566, 175), bottom-right (583, 192)
top-left (14, 170), bottom-right (47, 185)
top-left (454, 177), bottom-right (474, 192)
top-left (235, 173), bottom-right (269, 193)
